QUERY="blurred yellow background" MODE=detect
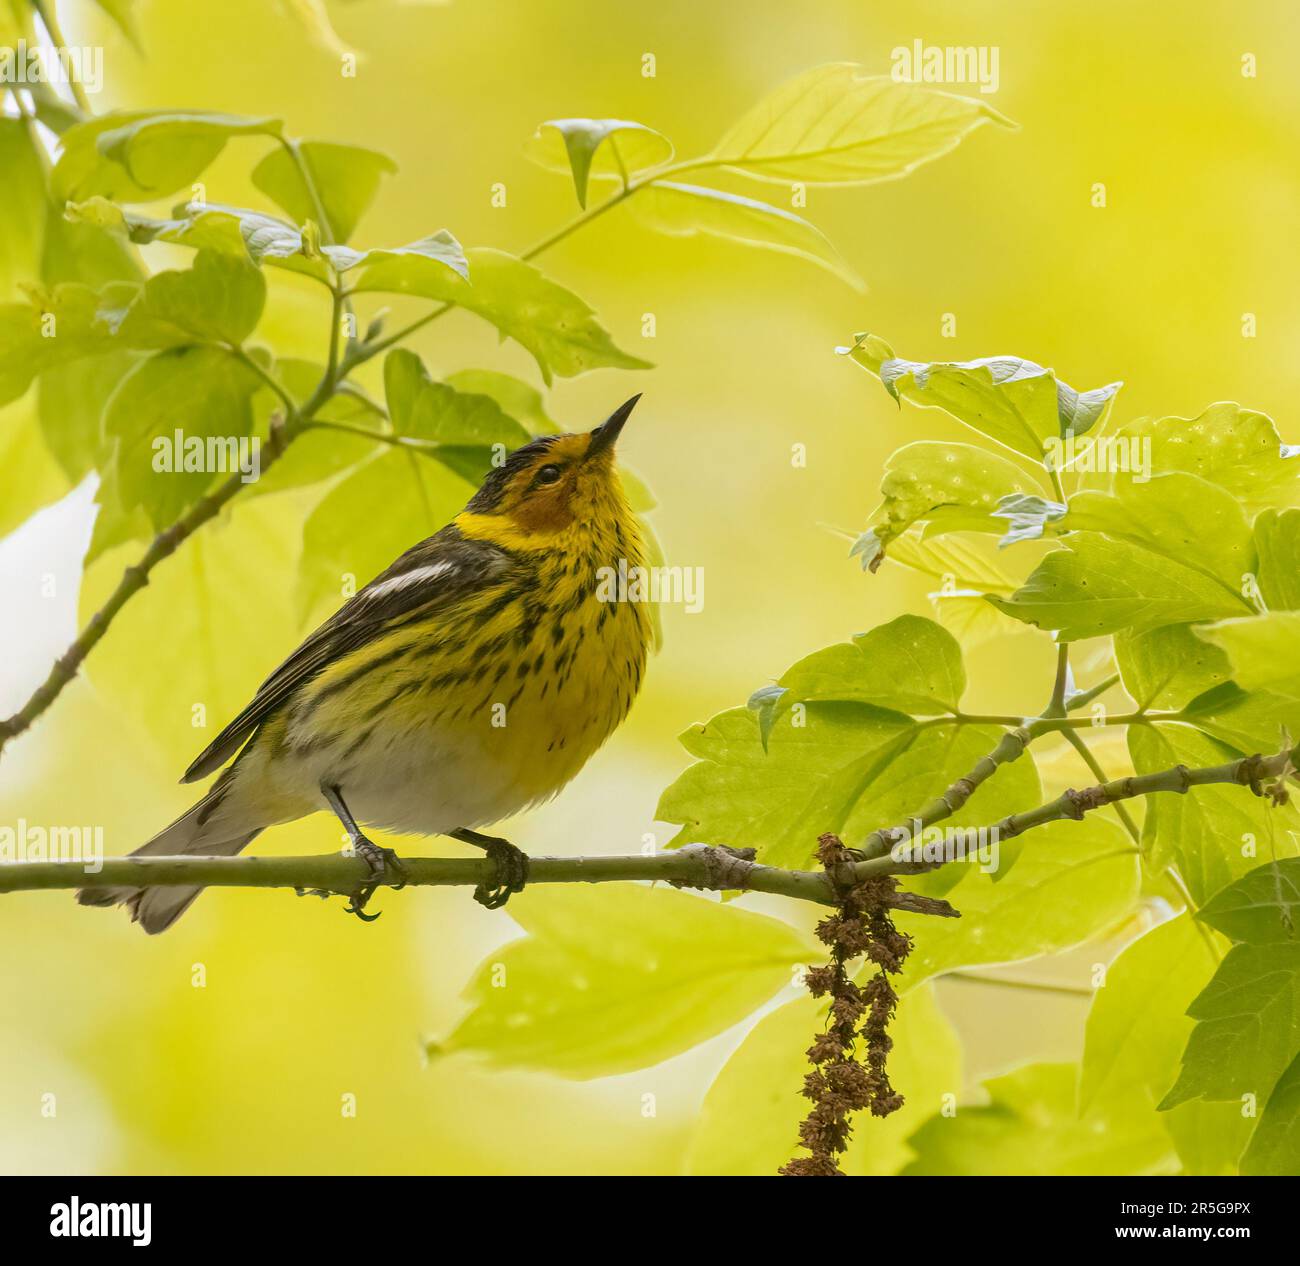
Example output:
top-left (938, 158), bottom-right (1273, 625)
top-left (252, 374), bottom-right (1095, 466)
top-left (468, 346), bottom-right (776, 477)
top-left (1, 0), bottom-right (1297, 1173)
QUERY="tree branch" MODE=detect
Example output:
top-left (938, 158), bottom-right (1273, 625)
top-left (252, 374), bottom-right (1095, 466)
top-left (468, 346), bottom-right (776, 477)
top-left (3, 743), bottom-right (1293, 915)
top-left (853, 741), bottom-right (1297, 877)
top-left (857, 667), bottom-right (1135, 862)
top-left (0, 844), bottom-right (957, 915)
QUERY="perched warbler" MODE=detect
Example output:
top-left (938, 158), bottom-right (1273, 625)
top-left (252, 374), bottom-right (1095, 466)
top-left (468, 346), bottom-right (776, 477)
top-left (80, 395), bottom-right (650, 932)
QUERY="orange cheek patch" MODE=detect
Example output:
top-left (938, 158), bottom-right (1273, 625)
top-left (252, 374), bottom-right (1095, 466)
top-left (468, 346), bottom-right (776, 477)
top-left (509, 487), bottom-right (574, 535)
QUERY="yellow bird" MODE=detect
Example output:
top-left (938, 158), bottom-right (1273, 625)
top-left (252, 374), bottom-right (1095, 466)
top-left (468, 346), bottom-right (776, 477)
top-left (80, 396), bottom-right (650, 932)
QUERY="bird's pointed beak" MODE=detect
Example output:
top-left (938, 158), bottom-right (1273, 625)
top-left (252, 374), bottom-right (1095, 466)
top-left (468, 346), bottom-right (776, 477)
top-left (586, 394), bottom-right (641, 461)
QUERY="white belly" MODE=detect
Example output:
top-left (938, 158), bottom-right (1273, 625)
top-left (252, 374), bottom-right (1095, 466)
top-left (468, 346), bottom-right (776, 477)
top-left (330, 730), bottom-right (537, 835)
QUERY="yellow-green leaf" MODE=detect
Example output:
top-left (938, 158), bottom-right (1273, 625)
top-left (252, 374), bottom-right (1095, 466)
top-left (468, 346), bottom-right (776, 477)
top-left (526, 118), bottom-right (672, 207)
top-left (628, 181), bottom-right (863, 289)
top-left (352, 246), bottom-right (649, 385)
top-left (712, 63), bottom-right (1012, 186)
top-left (251, 140), bottom-right (397, 243)
top-left (433, 884), bottom-right (816, 1079)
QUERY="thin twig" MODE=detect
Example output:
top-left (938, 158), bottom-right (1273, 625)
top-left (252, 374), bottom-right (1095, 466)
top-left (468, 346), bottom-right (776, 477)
top-left (856, 741), bottom-right (1296, 877)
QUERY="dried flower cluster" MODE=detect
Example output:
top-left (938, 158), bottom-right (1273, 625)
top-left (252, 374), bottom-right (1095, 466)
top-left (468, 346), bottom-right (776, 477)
top-left (780, 833), bottom-right (914, 1176)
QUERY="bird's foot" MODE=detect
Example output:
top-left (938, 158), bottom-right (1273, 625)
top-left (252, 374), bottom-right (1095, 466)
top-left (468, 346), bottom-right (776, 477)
top-left (475, 837), bottom-right (529, 908)
top-left (452, 829), bottom-right (529, 909)
top-left (344, 836), bottom-right (408, 922)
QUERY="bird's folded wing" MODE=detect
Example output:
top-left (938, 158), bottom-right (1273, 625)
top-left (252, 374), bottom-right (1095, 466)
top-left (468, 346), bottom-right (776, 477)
top-left (181, 526), bottom-right (513, 783)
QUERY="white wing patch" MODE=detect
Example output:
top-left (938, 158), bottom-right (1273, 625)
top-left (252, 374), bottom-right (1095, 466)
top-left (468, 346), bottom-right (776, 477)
top-left (364, 560), bottom-right (459, 600)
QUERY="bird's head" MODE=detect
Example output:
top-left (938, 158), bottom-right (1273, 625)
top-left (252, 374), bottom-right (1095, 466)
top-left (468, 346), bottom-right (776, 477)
top-left (456, 394), bottom-right (642, 544)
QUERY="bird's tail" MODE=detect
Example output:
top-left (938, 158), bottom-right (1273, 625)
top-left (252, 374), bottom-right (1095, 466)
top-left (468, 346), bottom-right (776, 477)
top-left (78, 777), bottom-right (263, 934)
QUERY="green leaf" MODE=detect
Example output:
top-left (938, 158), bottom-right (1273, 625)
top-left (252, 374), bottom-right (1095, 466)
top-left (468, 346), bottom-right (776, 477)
top-left (1163, 1100), bottom-right (1254, 1176)
top-left (1159, 941), bottom-right (1300, 1111)
top-left (40, 350), bottom-right (138, 482)
top-left (352, 246), bottom-right (648, 385)
top-left (1197, 612), bottom-right (1300, 698)
top-left (929, 588), bottom-right (1028, 649)
top-left (444, 369), bottom-right (556, 435)
top-left (296, 448), bottom-right (472, 622)
top-left (1129, 723), bottom-right (1300, 905)
top-left (120, 248), bottom-right (266, 348)
top-left (1241, 1052), bottom-right (1300, 1175)
top-left (38, 197), bottom-right (143, 483)
top-left (1080, 914), bottom-right (1219, 1114)
top-left (657, 706), bottom-right (1040, 872)
top-left (251, 140), bottom-right (396, 243)
top-left (1014, 473), bottom-right (1255, 592)
top-left (885, 529), bottom-right (1022, 592)
top-left (746, 684), bottom-right (786, 750)
top-left (686, 984), bottom-right (960, 1175)
top-left (1253, 508), bottom-right (1300, 610)
top-left (70, 197), bottom-right (318, 277)
top-left (336, 229), bottom-right (469, 282)
top-left (384, 349), bottom-right (530, 449)
top-left (904, 1062), bottom-right (1175, 1175)
top-left (0, 280), bottom-right (141, 407)
top-left (103, 346), bottom-right (262, 529)
top-left (525, 119), bottom-right (672, 207)
top-left (856, 441), bottom-right (1044, 569)
top-left (69, 198), bottom-right (466, 285)
top-left (54, 110), bottom-right (284, 201)
top-left (843, 333), bottom-right (1122, 459)
top-left (627, 181), bottom-right (863, 289)
top-left (712, 63), bottom-right (1012, 185)
top-left (1198, 859), bottom-right (1300, 945)
top-left (432, 884), bottom-right (815, 1079)
top-left (1114, 402), bottom-right (1300, 508)
top-left (775, 613), bottom-right (965, 714)
top-left (0, 118), bottom-right (47, 300)
top-left (898, 817), bottom-right (1140, 986)
top-left (85, 461), bottom-right (151, 565)
top-left (988, 534), bottom-right (1248, 641)
top-left (1180, 683), bottom-right (1300, 760)
top-left (1115, 624), bottom-right (1232, 710)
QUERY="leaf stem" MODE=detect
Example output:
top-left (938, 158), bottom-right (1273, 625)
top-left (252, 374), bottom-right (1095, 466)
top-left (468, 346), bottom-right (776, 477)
top-left (229, 346), bottom-right (297, 415)
top-left (1059, 727), bottom-right (1141, 842)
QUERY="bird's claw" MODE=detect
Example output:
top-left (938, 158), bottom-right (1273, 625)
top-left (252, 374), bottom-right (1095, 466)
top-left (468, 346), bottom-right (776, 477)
top-left (473, 838), bottom-right (530, 910)
top-left (344, 837), bottom-right (408, 922)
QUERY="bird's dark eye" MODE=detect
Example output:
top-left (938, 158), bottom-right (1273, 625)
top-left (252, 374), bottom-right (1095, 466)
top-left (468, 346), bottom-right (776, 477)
top-left (535, 463), bottom-right (563, 485)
